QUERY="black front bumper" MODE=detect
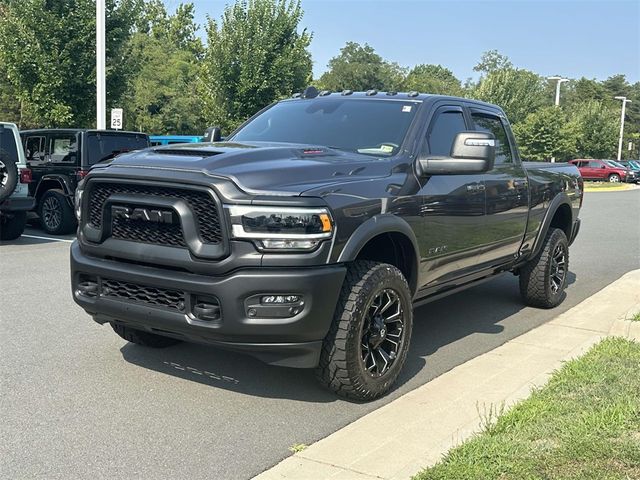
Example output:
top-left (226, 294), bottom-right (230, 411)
top-left (70, 241), bottom-right (346, 368)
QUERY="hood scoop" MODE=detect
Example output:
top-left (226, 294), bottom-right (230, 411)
top-left (151, 148), bottom-right (223, 157)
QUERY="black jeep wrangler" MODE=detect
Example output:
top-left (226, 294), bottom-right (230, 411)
top-left (71, 90), bottom-right (582, 400)
top-left (20, 129), bottom-right (149, 234)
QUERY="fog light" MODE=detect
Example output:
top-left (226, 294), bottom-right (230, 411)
top-left (261, 295), bottom-right (300, 304)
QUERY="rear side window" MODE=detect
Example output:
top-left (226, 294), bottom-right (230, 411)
top-left (427, 111), bottom-right (467, 156)
top-left (49, 134), bottom-right (78, 162)
top-left (0, 128), bottom-right (19, 164)
top-left (86, 133), bottom-right (149, 165)
top-left (25, 136), bottom-right (45, 161)
top-left (471, 113), bottom-right (513, 164)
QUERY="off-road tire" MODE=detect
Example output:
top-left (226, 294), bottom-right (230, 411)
top-left (316, 261), bottom-right (413, 401)
top-left (608, 173), bottom-right (621, 183)
top-left (519, 228), bottom-right (569, 308)
top-left (111, 323), bottom-right (181, 348)
top-left (38, 189), bottom-right (77, 235)
top-left (0, 152), bottom-right (18, 203)
top-left (0, 211), bottom-right (27, 241)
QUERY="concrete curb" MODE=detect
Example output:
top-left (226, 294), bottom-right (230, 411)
top-left (253, 269), bottom-right (640, 480)
top-left (584, 183), bottom-right (639, 193)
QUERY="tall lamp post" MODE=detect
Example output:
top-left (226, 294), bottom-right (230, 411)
top-left (547, 76), bottom-right (569, 106)
top-left (96, 0), bottom-right (106, 129)
top-left (615, 96), bottom-right (632, 161)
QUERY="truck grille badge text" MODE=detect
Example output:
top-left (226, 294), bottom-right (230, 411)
top-left (111, 205), bottom-right (175, 224)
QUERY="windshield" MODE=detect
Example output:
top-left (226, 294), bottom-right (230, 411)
top-left (231, 98), bottom-right (420, 157)
top-left (86, 133), bottom-right (149, 165)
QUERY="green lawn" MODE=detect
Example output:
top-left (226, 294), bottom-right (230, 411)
top-left (583, 181), bottom-right (633, 189)
top-left (413, 337), bottom-right (640, 480)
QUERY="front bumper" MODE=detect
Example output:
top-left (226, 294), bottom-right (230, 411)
top-left (70, 241), bottom-right (346, 367)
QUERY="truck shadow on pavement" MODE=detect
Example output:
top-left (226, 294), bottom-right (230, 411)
top-left (120, 272), bottom-right (576, 403)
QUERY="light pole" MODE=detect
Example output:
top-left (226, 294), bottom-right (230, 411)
top-left (615, 96), bottom-right (632, 161)
top-left (547, 76), bottom-right (569, 106)
top-left (96, 0), bottom-right (106, 129)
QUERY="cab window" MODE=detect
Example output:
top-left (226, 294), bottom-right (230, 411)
top-left (471, 113), bottom-right (513, 164)
top-left (426, 110), bottom-right (467, 156)
top-left (25, 136), bottom-right (45, 162)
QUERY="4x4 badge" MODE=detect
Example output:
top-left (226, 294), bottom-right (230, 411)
top-left (111, 205), bottom-right (175, 224)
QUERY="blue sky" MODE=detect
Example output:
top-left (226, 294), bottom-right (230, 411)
top-left (164, 0), bottom-right (640, 83)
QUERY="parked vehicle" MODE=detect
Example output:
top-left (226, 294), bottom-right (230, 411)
top-left (618, 160), bottom-right (640, 182)
top-left (149, 135), bottom-right (203, 146)
top-left (0, 122), bottom-right (34, 240)
top-left (71, 90), bottom-right (583, 400)
top-left (568, 158), bottom-right (636, 183)
top-left (20, 129), bottom-right (150, 235)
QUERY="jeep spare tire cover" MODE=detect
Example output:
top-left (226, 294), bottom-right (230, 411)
top-left (0, 149), bottom-right (19, 203)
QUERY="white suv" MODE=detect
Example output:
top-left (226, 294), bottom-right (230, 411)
top-left (1, 122), bottom-right (34, 240)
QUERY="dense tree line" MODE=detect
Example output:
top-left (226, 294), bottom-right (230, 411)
top-left (0, 0), bottom-right (638, 160)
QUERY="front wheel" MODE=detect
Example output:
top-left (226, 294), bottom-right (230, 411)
top-left (519, 228), bottom-right (569, 308)
top-left (608, 174), bottom-right (621, 183)
top-left (316, 261), bottom-right (413, 401)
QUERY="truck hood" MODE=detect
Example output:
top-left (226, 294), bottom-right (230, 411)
top-left (98, 141), bottom-right (395, 195)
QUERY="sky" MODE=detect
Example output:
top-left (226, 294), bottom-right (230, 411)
top-left (164, 0), bottom-right (640, 83)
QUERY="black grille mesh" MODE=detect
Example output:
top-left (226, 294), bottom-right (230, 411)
top-left (87, 182), bottom-right (222, 245)
top-left (101, 278), bottom-right (184, 311)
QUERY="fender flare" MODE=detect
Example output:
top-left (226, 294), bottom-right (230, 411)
top-left (35, 175), bottom-right (73, 199)
top-left (530, 192), bottom-right (573, 258)
top-left (337, 214), bottom-right (421, 294)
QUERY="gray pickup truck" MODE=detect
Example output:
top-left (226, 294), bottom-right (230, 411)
top-left (71, 90), bottom-right (583, 400)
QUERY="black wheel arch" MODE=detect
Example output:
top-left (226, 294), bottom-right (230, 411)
top-left (336, 214), bottom-right (420, 296)
top-left (530, 193), bottom-right (573, 259)
top-left (35, 175), bottom-right (73, 203)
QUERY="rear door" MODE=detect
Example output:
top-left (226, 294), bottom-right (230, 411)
top-left (415, 104), bottom-right (487, 290)
top-left (24, 133), bottom-right (49, 197)
top-left (470, 108), bottom-right (529, 267)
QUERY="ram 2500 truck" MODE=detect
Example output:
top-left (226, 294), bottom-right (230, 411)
top-left (71, 90), bottom-right (583, 401)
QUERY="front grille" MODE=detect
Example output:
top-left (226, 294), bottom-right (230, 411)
top-left (87, 182), bottom-right (223, 246)
top-left (101, 278), bottom-right (184, 311)
top-left (112, 217), bottom-right (186, 247)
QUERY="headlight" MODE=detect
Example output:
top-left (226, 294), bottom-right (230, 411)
top-left (227, 205), bottom-right (333, 251)
top-left (74, 186), bottom-right (83, 221)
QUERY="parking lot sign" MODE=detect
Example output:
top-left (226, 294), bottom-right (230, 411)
top-left (110, 108), bottom-right (123, 130)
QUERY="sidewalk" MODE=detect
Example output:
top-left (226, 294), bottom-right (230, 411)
top-left (254, 269), bottom-right (640, 480)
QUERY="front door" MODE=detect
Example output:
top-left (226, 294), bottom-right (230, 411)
top-left (415, 105), bottom-right (486, 290)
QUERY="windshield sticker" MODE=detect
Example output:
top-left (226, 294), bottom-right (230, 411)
top-left (402, 105), bottom-right (412, 113)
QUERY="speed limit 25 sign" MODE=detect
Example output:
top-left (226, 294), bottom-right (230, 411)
top-left (110, 108), bottom-right (123, 130)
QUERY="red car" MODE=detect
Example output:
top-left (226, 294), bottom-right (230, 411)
top-left (568, 159), bottom-right (637, 183)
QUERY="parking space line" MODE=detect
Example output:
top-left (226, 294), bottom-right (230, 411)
top-left (22, 234), bottom-right (74, 243)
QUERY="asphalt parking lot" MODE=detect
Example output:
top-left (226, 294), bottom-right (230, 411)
top-left (1, 189), bottom-right (639, 480)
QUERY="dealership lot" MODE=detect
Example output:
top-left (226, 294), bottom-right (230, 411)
top-left (1, 190), bottom-right (639, 480)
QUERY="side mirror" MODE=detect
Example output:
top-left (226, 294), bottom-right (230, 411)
top-left (417, 131), bottom-right (495, 175)
top-left (203, 126), bottom-right (222, 142)
top-left (601, 165), bottom-right (606, 169)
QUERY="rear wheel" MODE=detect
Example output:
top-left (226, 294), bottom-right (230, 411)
top-left (608, 173), bottom-right (621, 183)
top-left (111, 323), bottom-right (182, 348)
top-left (316, 261), bottom-right (413, 401)
top-left (519, 228), bottom-right (569, 308)
top-left (0, 211), bottom-right (27, 240)
top-left (38, 189), bottom-right (76, 235)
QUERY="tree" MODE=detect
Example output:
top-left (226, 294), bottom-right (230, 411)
top-left (121, 2), bottom-right (205, 134)
top-left (200, 0), bottom-right (312, 132)
top-left (402, 64), bottom-right (462, 96)
top-left (471, 68), bottom-right (546, 124)
top-left (513, 107), bottom-right (577, 161)
top-left (473, 50), bottom-right (513, 75)
top-left (571, 100), bottom-right (619, 159)
top-left (318, 42), bottom-right (405, 92)
top-left (0, 0), bottom-right (137, 128)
